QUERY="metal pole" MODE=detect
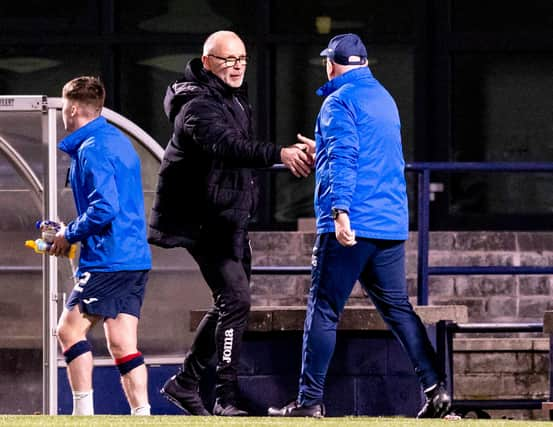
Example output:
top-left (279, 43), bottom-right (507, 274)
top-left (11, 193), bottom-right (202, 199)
top-left (417, 169), bottom-right (430, 305)
top-left (43, 101), bottom-right (58, 414)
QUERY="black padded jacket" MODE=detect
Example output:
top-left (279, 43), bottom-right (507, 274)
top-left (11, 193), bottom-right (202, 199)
top-left (148, 58), bottom-right (282, 258)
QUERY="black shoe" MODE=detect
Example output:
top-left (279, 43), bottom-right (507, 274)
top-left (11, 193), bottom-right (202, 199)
top-left (212, 398), bottom-right (248, 416)
top-left (160, 375), bottom-right (210, 416)
top-left (417, 383), bottom-right (451, 418)
top-left (268, 400), bottom-right (325, 418)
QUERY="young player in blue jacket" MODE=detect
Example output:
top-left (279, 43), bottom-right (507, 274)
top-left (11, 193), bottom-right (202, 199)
top-left (269, 34), bottom-right (451, 419)
top-left (50, 76), bottom-right (152, 416)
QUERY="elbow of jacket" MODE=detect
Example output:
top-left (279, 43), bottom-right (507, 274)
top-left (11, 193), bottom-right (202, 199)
top-left (95, 204), bottom-right (119, 227)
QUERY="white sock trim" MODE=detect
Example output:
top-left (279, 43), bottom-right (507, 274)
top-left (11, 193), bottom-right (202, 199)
top-left (131, 404), bottom-right (151, 416)
top-left (72, 389), bottom-right (94, 416)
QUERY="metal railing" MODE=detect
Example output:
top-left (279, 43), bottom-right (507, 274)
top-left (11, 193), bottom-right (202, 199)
top-left (408, 164), bottom-right (553, 416)
top-left (260, 161), bottom-right (553, 307)
top-left (409, 162), bottom-right (553, 305)
top-left (7, 161), bottom-right (553, 305)
top-left (436, 320), bottom-right (546, 417)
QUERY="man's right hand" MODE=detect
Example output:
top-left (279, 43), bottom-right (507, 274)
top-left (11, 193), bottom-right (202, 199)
top-left (280, 144), bottom-right (313, 178)
top-left (335, 213), bottom-right (357, 247)
top-left (49, 224), bottom-right (71, 257)
top-left (296, 133), bottom-right (315, 156)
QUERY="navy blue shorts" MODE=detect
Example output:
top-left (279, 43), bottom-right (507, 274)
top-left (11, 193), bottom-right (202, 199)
top-left (66, 270), bottom-right (149, 319)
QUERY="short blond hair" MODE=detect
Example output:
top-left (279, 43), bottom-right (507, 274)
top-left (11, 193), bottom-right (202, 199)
top-left (62, 76), bottom-right (105, 112)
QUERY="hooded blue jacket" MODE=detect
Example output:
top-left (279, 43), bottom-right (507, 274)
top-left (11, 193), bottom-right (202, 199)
top-left (59, 116), bottom-right (152, 274)
top-left (314, 66), bottom-right (408, 240)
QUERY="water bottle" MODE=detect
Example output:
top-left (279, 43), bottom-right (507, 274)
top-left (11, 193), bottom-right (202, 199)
top-left (25, 237), bottom-right (77, 259)
top-left (25, 220), bottom-right (77, 259)
top-left (25, 238), bottom-right (51, 254)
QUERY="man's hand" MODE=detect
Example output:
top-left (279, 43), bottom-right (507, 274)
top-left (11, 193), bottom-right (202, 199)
top-left (49, 223), bottom-right (71, 257)
top-left (334, 213), bottom-right (357, 247)
top-left (280, 144), bottom-right (313, 178)
top-left (296, 133), bottom-right (315, 156)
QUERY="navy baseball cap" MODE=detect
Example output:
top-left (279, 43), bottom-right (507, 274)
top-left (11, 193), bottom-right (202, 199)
top-left (320, 33), bottom-right (367, 65)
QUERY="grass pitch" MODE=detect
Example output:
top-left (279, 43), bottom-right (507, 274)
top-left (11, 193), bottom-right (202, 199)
top-left (1, 416), bottom-right (552, 427)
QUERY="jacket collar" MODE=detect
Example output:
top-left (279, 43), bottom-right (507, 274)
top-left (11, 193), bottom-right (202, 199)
top-left (164, 58), bottom-right (249, 122)
top-left (184, 58), bottom-right (247, 98)
top-left (58, 116), bottom-right (106, 155)
top-left (316, 66), bottom-right (374, 97)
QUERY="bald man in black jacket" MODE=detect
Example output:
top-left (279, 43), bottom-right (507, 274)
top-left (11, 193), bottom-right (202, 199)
top-left (149, 30), bottom-right (312, 416)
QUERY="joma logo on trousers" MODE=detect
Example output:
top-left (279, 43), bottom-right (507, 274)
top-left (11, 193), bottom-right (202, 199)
top-left (222, 328), bottom-right (234, 363)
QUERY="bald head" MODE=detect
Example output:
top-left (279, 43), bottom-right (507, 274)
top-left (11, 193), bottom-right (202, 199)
top-left (201, 31), bottom-right (248, 88)
top-left (203, 31), bottom-right (244, 56)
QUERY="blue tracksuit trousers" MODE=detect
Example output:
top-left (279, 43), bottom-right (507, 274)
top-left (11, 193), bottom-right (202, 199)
top-left (298, 234), bottom-right (442, 405)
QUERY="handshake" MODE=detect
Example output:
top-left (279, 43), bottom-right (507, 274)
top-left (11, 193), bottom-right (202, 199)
top-left (280, 133), bottom-right (316, 178)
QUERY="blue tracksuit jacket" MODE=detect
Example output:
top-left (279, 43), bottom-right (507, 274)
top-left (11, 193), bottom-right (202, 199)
top-left (59, 116), bottom-right (152, 274)
top-left (314, 66), bottom-right (408, 240)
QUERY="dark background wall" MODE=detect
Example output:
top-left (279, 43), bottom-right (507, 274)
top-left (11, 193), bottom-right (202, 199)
top-left (2, 1), bottom-right (553, 417)
top-left (1, 0), bottom-right (552, 228)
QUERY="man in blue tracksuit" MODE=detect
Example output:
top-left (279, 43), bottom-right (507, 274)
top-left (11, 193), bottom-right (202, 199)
top-left (269, 34), bottom-right (451, 418)
top-left (50, 76), bottom-right (152, 416)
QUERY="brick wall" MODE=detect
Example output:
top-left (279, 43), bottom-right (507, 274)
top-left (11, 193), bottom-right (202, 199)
top-left (453, 338), bottom-right (548, 420)
top-left (251, 230), bottom-right (553, 323)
